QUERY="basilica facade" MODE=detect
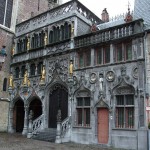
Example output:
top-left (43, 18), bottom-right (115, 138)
top-left (7, 0), bottom-right (148, 149)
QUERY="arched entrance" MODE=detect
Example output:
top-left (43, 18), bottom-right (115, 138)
top-left (49, 84), bottom-right (68, 128)
top-left (29, 98), bottom-right (42, 120)
top-left (14, 100), bottom-right (24, 132)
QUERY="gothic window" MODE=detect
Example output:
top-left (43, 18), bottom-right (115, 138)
top-left (15, 67), bottom-right (20, 78)
top-left (116, 95), bottom-right (134, 128)
top-left (96, 47), bottom-right (103, 65)
top-left (68, 24), bottom-right (71, 38)
top-left (49, 30), bottom-right (53, 43)
top-left (41, 31), bottom-right (44, 47)
top-left (115, 43), bottom-right (123, 62)
top-left (56, 27), bottom-right (60, 42)
top-left (21, 65), bottom-right (26, 77)
top-left (35, 34), bottom-right (38, 48)
top-left (53, 26), bottom-right (57, 42)
top-left (30, 63), bottom-right (36, 76)
top-left (76, 97), bottom-right (90, 127)
top-left (125, 42), bottom-right (132, 61)
top-left (78, 50), bottom-right (91, 68)
top-left (104, 46), bottom-right (110, 63)
top-left (31, 36), bottom-right (35, 49)
top-left (3, 78), bottom-right (7, 91)
top-left (37, 62), bottom-right (43, 75)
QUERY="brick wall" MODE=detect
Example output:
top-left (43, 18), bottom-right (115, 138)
top-left (17, 0), bottom-right (49, 24)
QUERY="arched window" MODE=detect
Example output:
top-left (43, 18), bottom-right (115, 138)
top-left (60, 25), bottom-right (64, 41)
top-left (64, 22), bottom-right (69, 39)
top-left (37, 62), bottom-right (43, 75)
top-left (35, 34), bottom-right (38, 48)
top-left (31, 36), bottom-right (35, 49)
top-left (49, 30), bottom-right (53, 44)
top-left (56, 27), bottom-right (60, 42)
top-left (30, 63), bottom-right (36, 76)
top-left (3, 78), bottom-right (7, 91)
top-left (21, 65), bottom-right (26, 77)
top-left (15, 67), bottom-right (20, 78)
top-left (68, 24), bottom-right (71, 38)
top-left (41, 31), bottom-right (44, 47)
top-left (53, 27), bottom-right (57, 42)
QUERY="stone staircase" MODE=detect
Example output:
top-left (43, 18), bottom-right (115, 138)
top-left (32, 128), bottom-right (57, 142)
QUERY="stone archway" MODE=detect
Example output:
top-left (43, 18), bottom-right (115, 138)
top-left (14, 99), bottom-right (24, 132)
top-left (49, 84), bottom-right (68, 128)
top-left (29, 98), bottom-right (42, 120)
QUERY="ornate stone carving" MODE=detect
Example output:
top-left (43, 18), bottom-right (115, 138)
top-left (132, 66), bottom-right (138, 79)
top-left (89, 72), bottom-right (97, 84)
top-left (106, 71), bottom-right (115, 82)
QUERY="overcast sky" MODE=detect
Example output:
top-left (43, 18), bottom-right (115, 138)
top-left (63, 0), bottom-right (135, 19)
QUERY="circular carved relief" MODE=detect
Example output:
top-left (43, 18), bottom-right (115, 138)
top-left (106, 71), bottom-right (115, 82)
top-left (89, 73), bottom-right (97, 83)
top-left (132, 67), bottom-right (138, 79)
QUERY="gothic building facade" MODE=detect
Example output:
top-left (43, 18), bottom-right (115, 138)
top-left (6, 0), bottom-right (148, 150)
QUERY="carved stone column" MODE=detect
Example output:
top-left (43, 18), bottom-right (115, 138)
top-left (27, 110), bottom-right (33, 138)
top-left (22, 105), bottom-right (29, 135)
top-left (55, 109), bottom-right (62, 144)
top-left (8, 106), bottom-right (14, 133)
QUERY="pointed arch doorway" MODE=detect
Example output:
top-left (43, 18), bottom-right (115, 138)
top-left (14, 100), bottom-right (24, 132)
top-left (49, 84), bottom-right (68, 128)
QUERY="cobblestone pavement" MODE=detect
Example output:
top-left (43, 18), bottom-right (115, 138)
top-left (0, 133), bottom-right (112, 150)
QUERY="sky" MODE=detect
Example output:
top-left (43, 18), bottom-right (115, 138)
top-left (63, 0), bottom-right (135, 19)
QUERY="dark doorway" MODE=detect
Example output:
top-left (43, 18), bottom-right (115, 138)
top-left (29, 98), bottom-right (42, 120)
top-left (14, 100), bottom-right (24, 132)
top-left (49, 84), bottom-right (68, 128)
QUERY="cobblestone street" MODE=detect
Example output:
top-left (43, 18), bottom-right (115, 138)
top-left (0, 133), bottom-right (113, 150)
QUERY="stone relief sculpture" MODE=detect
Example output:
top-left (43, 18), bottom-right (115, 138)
top-left (106, 71), bottom-right (115, 82)
top-left (89, 73), bottom-right (97, 84)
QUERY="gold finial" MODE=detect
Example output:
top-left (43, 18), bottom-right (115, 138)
top-left (69, 60), bottom-right (73, 76)
top-left (23, 70), bottom-right (28, 85)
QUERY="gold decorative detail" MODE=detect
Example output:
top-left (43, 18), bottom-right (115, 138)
top-left (23, 70), bottom-right (28, 85)
top-left (11, 44), bottom-right (15, 56)
top-left (71, 23), bottom-right (74, 37)
top-left (69, 61), bottom-right (73, 76)
top-left (41, 66), bottom-right (46, 82)
top-left (9, 74), bottom-right (13, 88)
top-left (28, 79), bottom-right (31, 87)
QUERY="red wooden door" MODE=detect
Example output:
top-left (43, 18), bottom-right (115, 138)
top-left (98, 108), bottom-right (109, 144)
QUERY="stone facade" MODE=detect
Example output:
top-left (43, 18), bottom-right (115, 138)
top-left (5, 0), bottom-right (149, 150)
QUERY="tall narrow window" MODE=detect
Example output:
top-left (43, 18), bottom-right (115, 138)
top-left (15, 67), bottom-right (20, 78)
top-left (125, 42), bottom-right (132, 61)
top-left (21, 66), bottom-right (26, 77)
top-left (49, 31), bottom-right (53, 43)
top-left (64, 22), bottom-right (69, 39)
top-left (96, 47), bottom-right (102, 65)
top-left (76, 97), bottom-right (90, 127)
top-left (30, 64), bottom-right (36, 76)
top-left (37, 62), bottom-right (43, 75)
top-left (61, 25), bottom-right (64, 41)
top-left (78, 52), bottom-right (84, 68)
top-left (116, 44), bottom-right (122, 62)
top-left (3, 78), bottom-right (7, 91)
top-left (116, 95), bottom-right (134, 128)
top-left (104, 46), bottom-right (110, 64)
top-left (85, 50), bottom-right (91, 66)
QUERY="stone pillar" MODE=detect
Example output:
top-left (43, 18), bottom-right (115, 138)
top-left (22, 105), bottom-right (29, 135)
top-left (8, 106), bottom-right (14, 133)
top-left (27, 110), bottom-right (33, 138)
top-left (55, 109), bottom-right (62, 144)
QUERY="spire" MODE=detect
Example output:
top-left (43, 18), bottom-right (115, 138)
top-left (101, 8), bottom-right (109, 22)
top-left (124, 1), bottom-right (133, 22)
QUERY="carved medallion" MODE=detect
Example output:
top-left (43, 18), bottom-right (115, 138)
top-left (132, 67), bottom-right (138, 79)
top-left (106, 71), bottom-right (115, 82)
top-left (89, 73), bottom-right (97, 83)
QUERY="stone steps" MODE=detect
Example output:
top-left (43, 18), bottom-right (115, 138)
top-left (32, 128), bottom-right (57, 142)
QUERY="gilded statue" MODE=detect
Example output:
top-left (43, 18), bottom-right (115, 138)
top-left (41, 66), bottom-right (46, 81)
top-left (69, 61), bottom-right (73, 76)
top-left (23, 71), bottom-right (28, 85)
top-left (9, 74), bottom-right (13, 87)
top-left (27, 37), bottom-right (30, 50)
top-left (11, 45), bottom-right (15, 56)
top-left (71, 23), bottom-right (74, 37)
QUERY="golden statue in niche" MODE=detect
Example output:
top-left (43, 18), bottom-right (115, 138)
top-left (71, 23), bottom-right (74, 37)
top-left (41, 66), bottom-right (46, 82)
top-left (27, 37), bottom-right (30, 50)
top-left (9, 74), bottom-right (13, 88)
top-left (11, 44), bottom-right (15, 56)
top-left (69, 61), bottom-right (73, 76)
top-left (23, 70), bottom-right (28, 85)
top-left (44, 32), bottom-right (48, 46)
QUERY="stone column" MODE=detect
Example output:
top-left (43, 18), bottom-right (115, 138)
top-left (27, 110), bottom-right (33, 138)
top-left (55, 109), bottom-right (62, 144)
top-left (8, 106), bottom-right (14, 133)
top-left (22, 105), bottom-right (29, 135)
